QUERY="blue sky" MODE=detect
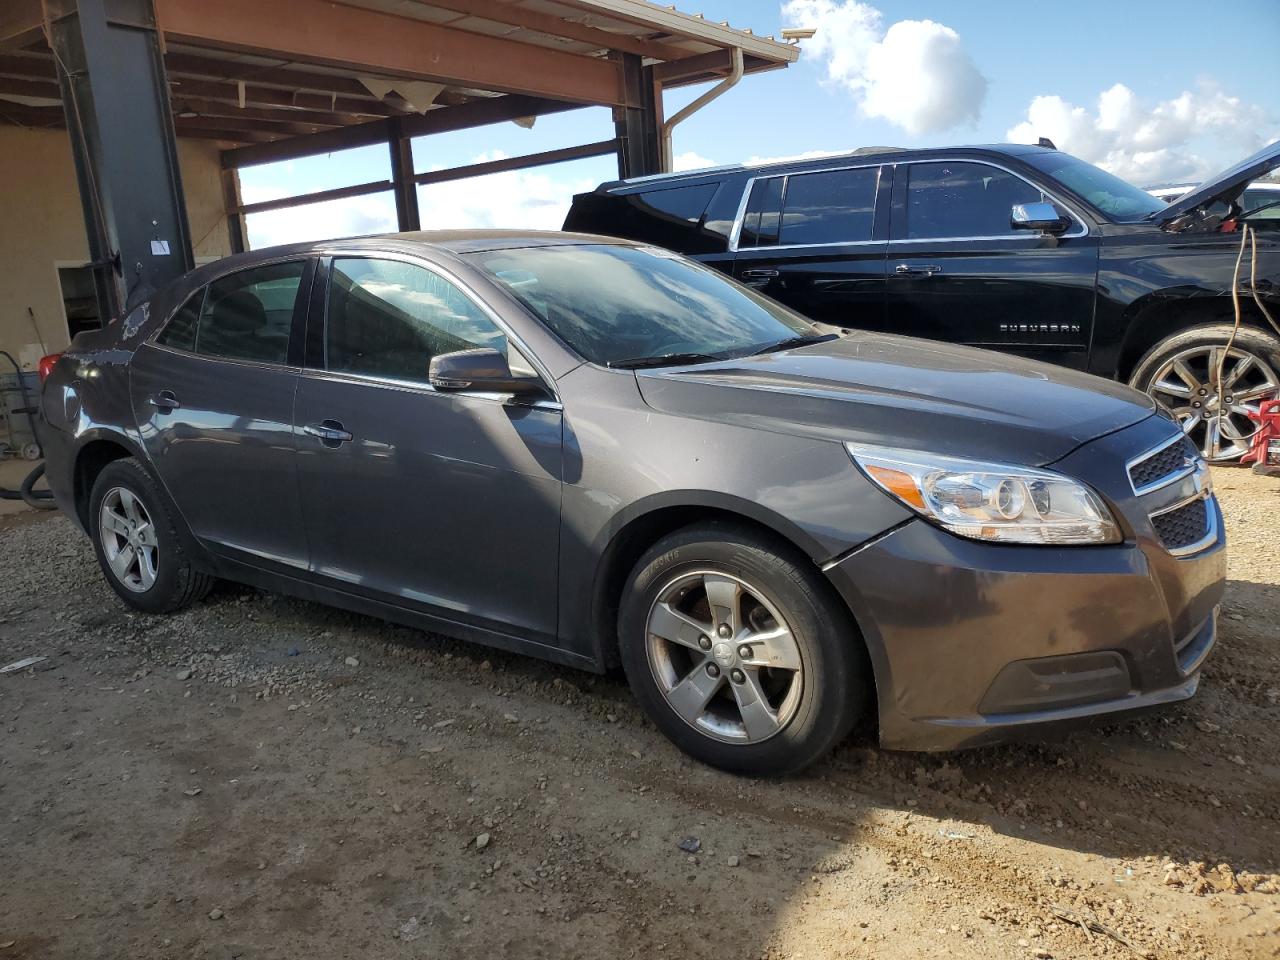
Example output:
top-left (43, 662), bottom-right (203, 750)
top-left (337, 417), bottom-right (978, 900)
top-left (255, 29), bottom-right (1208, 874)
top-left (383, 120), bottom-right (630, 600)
top-left (240, 0), bottom-right (1279, 248)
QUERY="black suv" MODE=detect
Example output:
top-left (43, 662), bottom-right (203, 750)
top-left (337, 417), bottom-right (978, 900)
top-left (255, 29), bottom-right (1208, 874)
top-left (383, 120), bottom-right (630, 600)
top-left (566, 141), bottom-right (1280, 462)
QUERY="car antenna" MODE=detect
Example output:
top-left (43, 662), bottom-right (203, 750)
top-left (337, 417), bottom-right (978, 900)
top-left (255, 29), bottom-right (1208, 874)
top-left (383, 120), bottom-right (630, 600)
top-left (1037, 137), bottom-right (1057, 149)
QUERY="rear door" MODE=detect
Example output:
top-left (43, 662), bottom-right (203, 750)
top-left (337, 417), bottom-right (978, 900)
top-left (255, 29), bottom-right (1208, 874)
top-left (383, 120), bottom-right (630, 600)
top-left (130, 259), bottom-right (312, 572)
top-left (731, 164), bottom-right (889, 330)
top-left (884, 159), bottom-right (1099, 367)
top-left (292, 254), bottom-right (563, 643)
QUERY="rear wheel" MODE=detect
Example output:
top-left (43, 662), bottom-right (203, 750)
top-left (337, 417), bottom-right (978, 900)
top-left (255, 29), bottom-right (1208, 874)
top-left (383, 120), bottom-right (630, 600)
top-left (618, 522), bottom-right (865, 776)
top-left (89, 458), bottom-right (215, 613)
top-left (1129, 323), bottom-right (1280, 462)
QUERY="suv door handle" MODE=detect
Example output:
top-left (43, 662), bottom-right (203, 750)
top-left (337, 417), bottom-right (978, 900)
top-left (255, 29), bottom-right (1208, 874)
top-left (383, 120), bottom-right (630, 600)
top-left (301, 420), bottom-right (353, 447)
top-left (740, 268), bottom-right (779, 279)
top-left (894, 263), bottom-right (942, 277)
top-left (148, 390), bottom-right (180, 412)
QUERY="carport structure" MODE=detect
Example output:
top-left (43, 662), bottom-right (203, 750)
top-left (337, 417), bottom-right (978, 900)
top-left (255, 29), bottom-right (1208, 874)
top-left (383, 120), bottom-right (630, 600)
top-left (0, 0), bottom-right (797, 328)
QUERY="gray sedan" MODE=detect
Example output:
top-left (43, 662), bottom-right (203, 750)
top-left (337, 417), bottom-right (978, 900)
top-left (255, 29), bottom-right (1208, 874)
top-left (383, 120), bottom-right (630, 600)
top-left (38, 232), bottom-right (1225, 774)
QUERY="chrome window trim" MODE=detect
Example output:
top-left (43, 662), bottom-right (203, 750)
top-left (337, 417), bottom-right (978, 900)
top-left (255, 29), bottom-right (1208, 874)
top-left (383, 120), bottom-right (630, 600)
top-left (145, 339), bottom-right (302, 374)
top-left (1149, 487), bottom-right (1219, 558)
top-left (318, 249), bottom-right (562, 405)
top-left (727, 157), bottom-right (1090, 254)
top-left (1126, 431), bottom-right (1198, 496)
top-left (297, 366), bottom-right (563, 412)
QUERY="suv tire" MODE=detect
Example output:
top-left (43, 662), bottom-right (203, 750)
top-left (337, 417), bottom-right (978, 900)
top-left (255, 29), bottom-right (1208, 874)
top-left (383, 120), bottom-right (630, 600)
top-left (89, 458), bottom-right (216, 613)
top-left (1129, 322), bottom-right (1280, 462)
top-left (618, 522), bottom-right (865, 776)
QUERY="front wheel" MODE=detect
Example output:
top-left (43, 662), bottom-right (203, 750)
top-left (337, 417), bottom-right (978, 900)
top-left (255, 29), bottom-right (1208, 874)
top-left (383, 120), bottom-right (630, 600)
top-left (618, 522), bottom-right (866, 776)
top-left (1129, 323), bottom-right (1280, 462)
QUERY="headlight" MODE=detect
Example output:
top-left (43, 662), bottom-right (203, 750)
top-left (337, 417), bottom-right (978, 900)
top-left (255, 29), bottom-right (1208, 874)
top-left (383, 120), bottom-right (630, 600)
top-left (845, 443), bottom-right (1120, 545)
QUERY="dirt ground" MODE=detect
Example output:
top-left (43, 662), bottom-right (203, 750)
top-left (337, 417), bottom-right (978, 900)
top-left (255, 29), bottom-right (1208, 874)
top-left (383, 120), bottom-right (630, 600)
top-left (1, 467), bottom-right (1277, 960)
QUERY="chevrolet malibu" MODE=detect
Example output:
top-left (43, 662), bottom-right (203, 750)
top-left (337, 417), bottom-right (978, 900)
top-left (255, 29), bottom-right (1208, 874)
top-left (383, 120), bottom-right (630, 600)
top-left (39, 232), bottom-right (1226, 775)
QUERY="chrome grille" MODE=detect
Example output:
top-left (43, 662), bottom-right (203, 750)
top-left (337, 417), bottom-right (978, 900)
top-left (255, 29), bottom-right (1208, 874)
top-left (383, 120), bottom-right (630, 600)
top-left (1128, 434), bottom-right (1195, 494)
top-left (1151, 497), bottom-right (1209, 552)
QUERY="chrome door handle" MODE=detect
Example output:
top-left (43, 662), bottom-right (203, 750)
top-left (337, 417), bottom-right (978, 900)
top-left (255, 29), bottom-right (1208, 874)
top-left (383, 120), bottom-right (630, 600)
top-left (894, 263), bottom-right (942, 277)
top-left (740, 268), bottom-right (779, 279)
top-left (148, 390), bottom-right (180, 412)
top-left (301, 420), bottom-right (353, 446)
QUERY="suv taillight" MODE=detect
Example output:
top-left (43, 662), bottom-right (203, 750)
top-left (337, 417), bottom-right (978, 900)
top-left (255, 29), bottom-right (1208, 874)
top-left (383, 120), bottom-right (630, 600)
top-left (38, 353), bottom-right (63, 383)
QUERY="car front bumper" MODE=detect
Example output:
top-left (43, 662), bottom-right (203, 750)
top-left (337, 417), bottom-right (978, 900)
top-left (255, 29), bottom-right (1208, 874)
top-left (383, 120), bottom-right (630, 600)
top-left (823, 419), bottom-right (1227, 751)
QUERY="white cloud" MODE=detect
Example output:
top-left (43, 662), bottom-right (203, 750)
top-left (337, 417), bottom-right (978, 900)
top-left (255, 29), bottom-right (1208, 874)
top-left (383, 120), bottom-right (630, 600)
top-left (243, 189), bottom-right (396, 250)
top-left (1007, 82), bottom-right (1278, 185)
top-left (781, 0), bottom-right (986, 136)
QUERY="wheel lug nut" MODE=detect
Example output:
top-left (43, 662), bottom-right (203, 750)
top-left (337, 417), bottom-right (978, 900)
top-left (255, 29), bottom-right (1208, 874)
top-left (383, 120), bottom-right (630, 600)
top-left (716, 623), bottom-right (731, 639)
top-left (698, 635), bottom-right (711, 650)
top-left (737, 645), bottom-right (752, 660)
top-left (1192, 401), bottom-right (1201, 408)
top-left (1198, 388), bottom-right (1208, 396)
top-left (730, 669), bottom-right (745, 684)
top-left (706, 663), bottom-right (720, 678)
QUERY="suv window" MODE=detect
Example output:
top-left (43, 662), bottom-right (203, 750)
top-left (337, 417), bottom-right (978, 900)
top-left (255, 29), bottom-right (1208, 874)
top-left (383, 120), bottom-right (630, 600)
top-left (325, 258), bottom-right (506, 382)
top-left (738, 177), bottom-right (784, 248)
top-left (779, 167), bottom-right (878, 245)
top-left (196, 261), bottom-right (305, 364)
top-left (156, 288), bottom-right (203, 351)
top-left (905, 162), bottom-right (1044, 240)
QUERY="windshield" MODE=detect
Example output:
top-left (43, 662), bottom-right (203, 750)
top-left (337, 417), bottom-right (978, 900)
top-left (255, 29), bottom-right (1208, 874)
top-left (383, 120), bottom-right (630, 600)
top-left (468, 243), bottom-right (816, 366)
top-left (1023, 151), bottom-right (1166, 222)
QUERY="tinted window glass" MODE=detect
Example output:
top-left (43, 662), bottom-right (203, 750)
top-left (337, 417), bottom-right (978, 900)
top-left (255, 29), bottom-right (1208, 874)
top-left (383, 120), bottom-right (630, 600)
top-left (564, 184), bottom-right (723, 254)
top-left (1242, 188), bottom-right (1280, 219)
top-left (196, 261), bottom-right (304, 364)
top-left (905, 162), bottom-right (1044, 240)
top-left (738, 177), bottom-right (784, 248)
top-left (326, 258), bottom-right (505, 381)
top-left (157, 288), bottom-right (202, 351)
top-left (472, 244), bottom-right (813, 366)
top-left (779, 167), bottom-right (878, 245)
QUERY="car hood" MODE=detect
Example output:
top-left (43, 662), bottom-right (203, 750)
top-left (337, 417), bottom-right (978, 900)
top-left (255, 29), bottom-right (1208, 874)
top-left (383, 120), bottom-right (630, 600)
top-left (635, 333), bottom-right (1156, 468)
top-left (1159, 139), bottom-right (1280, 224)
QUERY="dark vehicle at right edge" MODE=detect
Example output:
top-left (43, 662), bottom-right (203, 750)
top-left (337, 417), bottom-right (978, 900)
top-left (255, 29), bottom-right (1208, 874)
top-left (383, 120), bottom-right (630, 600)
top-left (566, 140), bottom-right (1280, 462)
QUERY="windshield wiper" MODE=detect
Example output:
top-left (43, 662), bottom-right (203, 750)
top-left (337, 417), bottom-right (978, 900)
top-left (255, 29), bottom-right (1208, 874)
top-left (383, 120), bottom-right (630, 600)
top-left (750, 332), bottom-right (840, 356)
top-left (607, 352), bottom-right (723, 370)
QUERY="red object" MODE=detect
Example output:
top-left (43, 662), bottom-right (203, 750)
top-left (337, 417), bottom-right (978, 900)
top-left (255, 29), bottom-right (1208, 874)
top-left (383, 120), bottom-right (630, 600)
top-left (37, 353), bottom-right (63, 383)
top-left (1242, 398), bottom-right (1280, 471)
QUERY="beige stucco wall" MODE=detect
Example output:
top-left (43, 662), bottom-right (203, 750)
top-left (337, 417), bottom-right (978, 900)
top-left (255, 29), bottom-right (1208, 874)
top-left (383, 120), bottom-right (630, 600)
top-left (0, 126), bottom-right (233, 370)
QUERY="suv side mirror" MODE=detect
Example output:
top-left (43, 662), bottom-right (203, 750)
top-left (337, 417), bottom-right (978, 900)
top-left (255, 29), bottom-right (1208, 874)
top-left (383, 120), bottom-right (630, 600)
top-left (429, 347), bottom-right (547, 396)
top-left (1011, 201), bottom-right (1071, 235)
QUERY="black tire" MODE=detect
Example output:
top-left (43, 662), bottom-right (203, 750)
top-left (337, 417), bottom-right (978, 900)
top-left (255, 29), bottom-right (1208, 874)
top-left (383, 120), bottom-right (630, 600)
top-left (1129, 323), bottom-right (1280, 461)
top-left (618, 521), bottom-right (866, 776)
top-left (88, 458), bottom-right (215, 613)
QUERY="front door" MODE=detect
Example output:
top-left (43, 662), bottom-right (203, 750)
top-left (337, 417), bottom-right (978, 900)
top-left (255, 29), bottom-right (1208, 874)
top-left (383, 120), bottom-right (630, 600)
top-left (293, 255), bottom-right (563, 642)
top-left (130, 259), bottom-right (311, 571)
top-left (732, 165), bottom-right (889, 331)
top-left (883, 159), bottom-right (1099, 368)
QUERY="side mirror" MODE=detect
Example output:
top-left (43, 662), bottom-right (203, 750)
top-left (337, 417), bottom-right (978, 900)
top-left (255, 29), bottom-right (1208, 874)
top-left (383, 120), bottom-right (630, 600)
top-left (1011, 201), bottom-right (1071, 235)
top-left (429, 347), bottom-right (546, 396)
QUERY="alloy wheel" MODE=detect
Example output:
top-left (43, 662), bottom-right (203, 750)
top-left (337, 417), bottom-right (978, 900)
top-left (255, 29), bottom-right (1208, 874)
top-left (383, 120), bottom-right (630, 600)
top-left (1146, 345), bottom-right (1279, 462)
top-left (99, 486), bottom-right (159, 593)
top-left (645, 570), bottom-right (804, 744)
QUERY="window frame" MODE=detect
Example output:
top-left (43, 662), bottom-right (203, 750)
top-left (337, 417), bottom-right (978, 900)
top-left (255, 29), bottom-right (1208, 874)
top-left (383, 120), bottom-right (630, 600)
top-left (147, 255), bottom-right (314, 371)
top-left (889, 158), bottom-right (1090, 243)
top-left (775, 165), bottom-right (882, 248)
top-left (303, 251), bottom-right (560, 407)
top-left (729, 161), bottom-right (888, 252)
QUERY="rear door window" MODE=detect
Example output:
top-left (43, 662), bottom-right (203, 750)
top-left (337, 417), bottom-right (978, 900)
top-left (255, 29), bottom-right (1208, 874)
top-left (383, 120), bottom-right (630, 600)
top-left (196, 261), bottom-right (305, 364)
top-left (778, 167), bottom-right (878, 245)
top-left (324, 258), bottom-right (506, 382)
top-left (904, 162), bottom-right (1044, 240)
top-left (156, 288), bottom-right (203, 351)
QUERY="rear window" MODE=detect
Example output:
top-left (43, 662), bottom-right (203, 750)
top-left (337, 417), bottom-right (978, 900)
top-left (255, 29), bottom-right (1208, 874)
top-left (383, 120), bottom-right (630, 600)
top-left (565, 183), bottom-right (723, 253)
top-left (779, 167), bottom-right (878, 245)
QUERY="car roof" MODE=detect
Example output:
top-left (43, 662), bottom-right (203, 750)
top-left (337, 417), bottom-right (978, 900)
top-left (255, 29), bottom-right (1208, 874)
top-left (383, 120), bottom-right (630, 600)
top-left (591, 142), bottom-right (1055, 192)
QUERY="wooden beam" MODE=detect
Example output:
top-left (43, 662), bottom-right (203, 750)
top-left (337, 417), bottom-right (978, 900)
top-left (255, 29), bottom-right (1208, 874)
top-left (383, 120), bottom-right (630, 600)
top-left (168, 76), bottom-right (407, 119)
top-left (164, 51), bottom-right (380, 97)
top-left (0, 101), bottom-right (62, 126)
top-left (172, 98), bottom-right (348, 128)
top-left (413, 139), bottom-right (618, 187)
top-left (175, 113), bottom-right (332, 137)
top-left (0, 0), bottom-right (42, 52)
top-left (0, 74), bottom-right (60, 101)
top-left (238, 178), bottom-right (392, 215)
top-left (156, 0), bottom-right (627, 107)
top-left (423, 0), bottom-right (686, 62)
top-left (222, 93), bottom-right (584, 169)
top-left (0, 53), bottom-right (55, 79)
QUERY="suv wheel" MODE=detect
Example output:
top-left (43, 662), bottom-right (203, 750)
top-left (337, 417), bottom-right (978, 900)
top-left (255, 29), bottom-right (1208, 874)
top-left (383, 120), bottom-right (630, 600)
top-left (1129, 323), bottom-right (1280, 462)
top-left (618, 522), bottom-right (865, 776)
top-left (89, 458), bottom-right (215, 613)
